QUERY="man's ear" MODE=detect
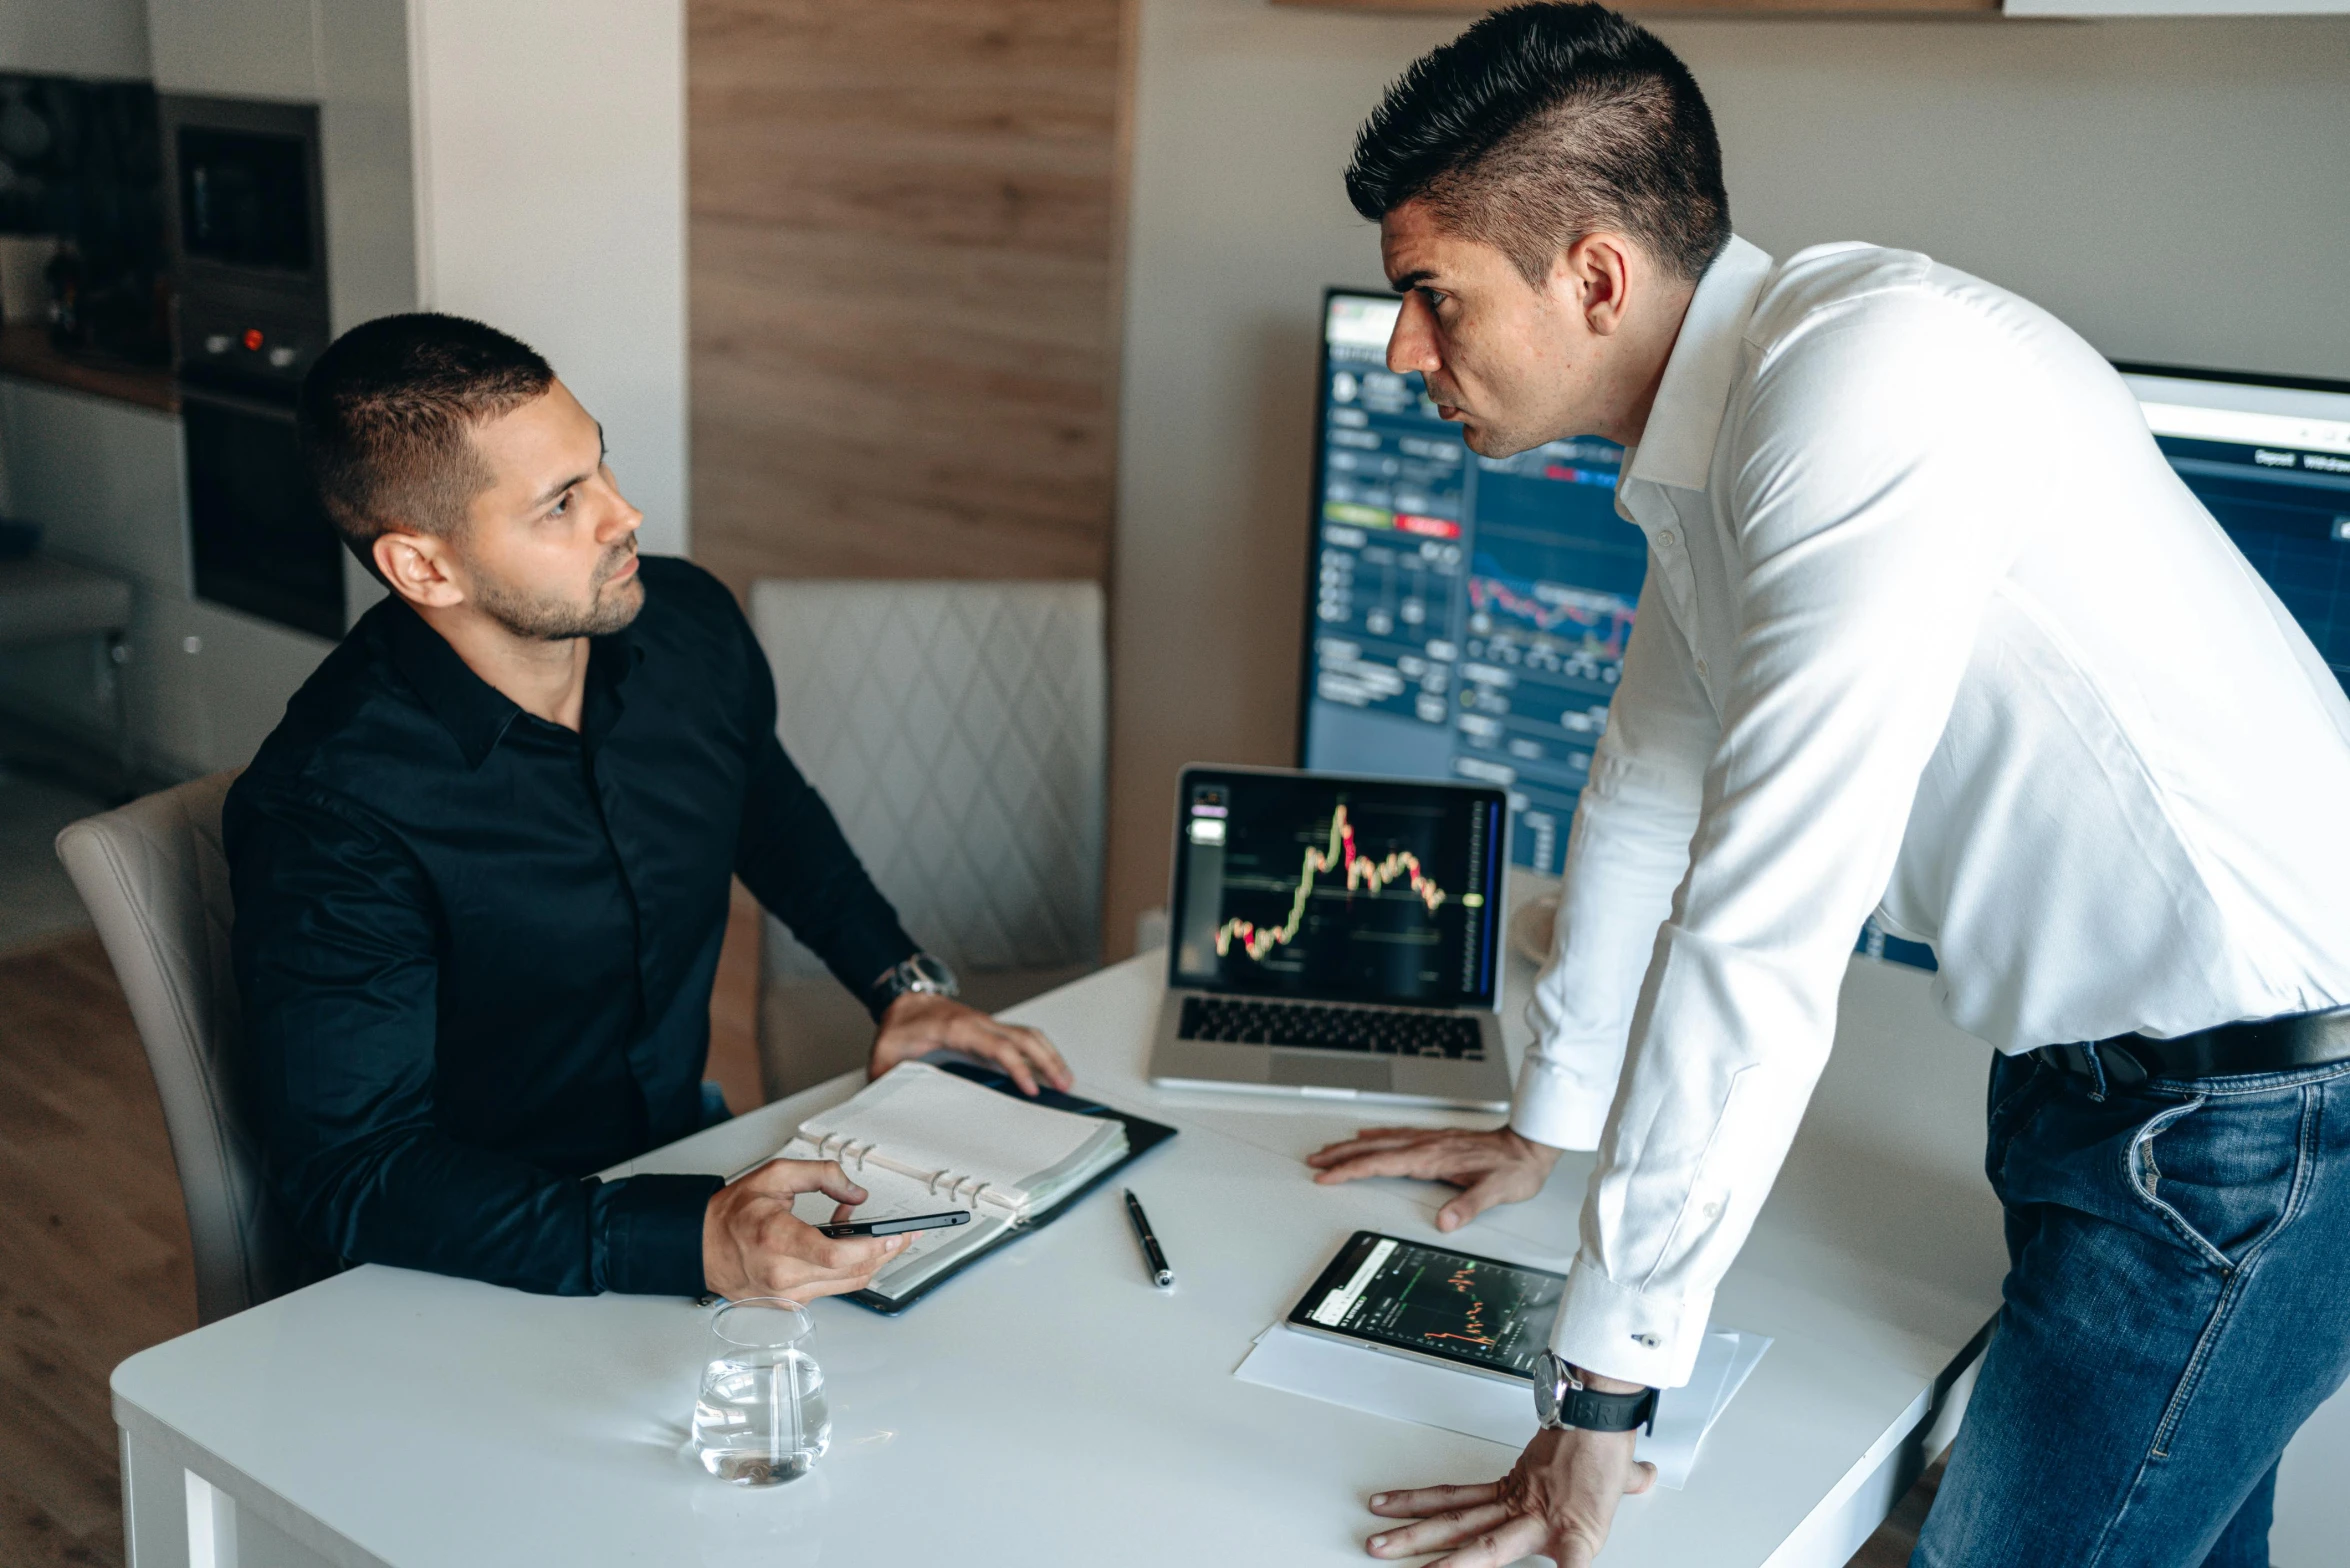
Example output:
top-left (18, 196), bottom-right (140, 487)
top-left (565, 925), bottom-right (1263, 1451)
top-left (1560, 233), bottom-right (1637, 339)
top-left (373, 528), bottom-right (465, 610)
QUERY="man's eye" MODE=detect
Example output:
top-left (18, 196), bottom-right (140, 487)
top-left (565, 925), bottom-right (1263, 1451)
top-left (550, 491), bottom-right (571, 519)
top-left (1420, 287), bottom-right (1448, 310)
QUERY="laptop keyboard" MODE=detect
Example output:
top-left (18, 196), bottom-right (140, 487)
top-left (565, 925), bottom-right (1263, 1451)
top-left (1178, 996), bottom-right (1485, 1060)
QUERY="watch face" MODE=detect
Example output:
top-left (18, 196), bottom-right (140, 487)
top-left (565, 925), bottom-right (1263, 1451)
top-left (908, 954), bottom-right (958, 994)
top-left (1533, 1353), bottom-right (1568, 1427)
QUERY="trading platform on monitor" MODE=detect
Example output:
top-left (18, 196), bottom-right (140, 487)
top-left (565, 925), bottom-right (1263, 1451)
top-left (1296, 293), bottom-right (2350, 977)
top-left (1300, 290), bottom-right (1637, 880)
top-left (1171, 773), bottom-right (1498, 1007)
top-left (2122, 364), bottom-right (2350, 697)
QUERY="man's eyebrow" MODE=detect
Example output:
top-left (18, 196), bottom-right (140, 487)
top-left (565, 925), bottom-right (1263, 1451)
top-left (530, 424), bottom-right (607, 510)
top-left (1390, 269), bottom-right (1438, 294)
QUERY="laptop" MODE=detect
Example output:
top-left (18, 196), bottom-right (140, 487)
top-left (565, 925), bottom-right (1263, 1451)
top-left (1147, 766), bottom-right (1514, 1111)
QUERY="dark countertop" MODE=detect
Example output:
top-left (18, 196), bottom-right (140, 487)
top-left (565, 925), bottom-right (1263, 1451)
top-left (0, 324), bottom-right (176, 414)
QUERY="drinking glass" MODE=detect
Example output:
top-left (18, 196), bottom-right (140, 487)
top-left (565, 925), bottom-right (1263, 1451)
top-left (691, 1298), bottom-right (830, 1485)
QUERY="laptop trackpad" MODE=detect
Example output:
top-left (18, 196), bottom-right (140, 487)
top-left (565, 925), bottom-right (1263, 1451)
top-left (1269, 1053), bottom-right (1393, 1094)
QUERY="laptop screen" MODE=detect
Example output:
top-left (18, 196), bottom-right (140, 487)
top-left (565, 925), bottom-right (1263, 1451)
top-left (1167, 768), bottom-right (1507, 1009)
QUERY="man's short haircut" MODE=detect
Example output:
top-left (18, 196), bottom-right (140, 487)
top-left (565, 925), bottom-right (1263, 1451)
top-left (297, 312), bottom-right (555, 569)
top-left (1346, 2), bottom-right (1731, 285)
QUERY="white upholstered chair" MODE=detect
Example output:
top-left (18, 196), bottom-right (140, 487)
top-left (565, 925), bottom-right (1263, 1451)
top-left (748, 581), bottom-right (1107, 1099)
top-left (55, 770), bottom-right (311, 1323)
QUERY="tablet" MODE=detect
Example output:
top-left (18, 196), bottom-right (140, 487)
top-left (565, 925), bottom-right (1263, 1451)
top-left (1286, 1230), bottom-right (1566, 1384)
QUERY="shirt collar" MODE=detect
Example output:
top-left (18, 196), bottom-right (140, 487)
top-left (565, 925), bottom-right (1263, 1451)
top-left (380, 598), bottom-right (643, 769)
top-left (382, 599), bottom-right (521, 768)
top-left (1620, 234), bottom-right (1774, 494)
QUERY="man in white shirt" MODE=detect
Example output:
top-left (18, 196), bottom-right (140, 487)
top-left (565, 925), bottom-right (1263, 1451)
top-left (1304, 7), bottom-right (2350, 1567)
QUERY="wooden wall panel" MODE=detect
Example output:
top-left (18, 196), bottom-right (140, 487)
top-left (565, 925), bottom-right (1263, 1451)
top-left (687, 0), bottom-right (1127, 592)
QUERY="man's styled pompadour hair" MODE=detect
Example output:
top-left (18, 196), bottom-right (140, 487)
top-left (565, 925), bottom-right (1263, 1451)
top-left (1345, 2), bottom-right (1731, 285)
top-left (297, 312), bottom-right (555, 569)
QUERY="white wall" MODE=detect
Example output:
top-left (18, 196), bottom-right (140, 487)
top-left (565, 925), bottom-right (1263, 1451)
top-left (408, 0), bottom-right (690, 558)
top-left (1107, 5), bottom-right (2350, 1558)
top-left (0, 0), bottom-right (149, 79)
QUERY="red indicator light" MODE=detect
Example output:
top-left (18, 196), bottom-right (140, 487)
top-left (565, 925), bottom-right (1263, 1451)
top-left (1394, 513), bottom-right (1463, 539)
top-left (242, 329), bottom-right (264, 352)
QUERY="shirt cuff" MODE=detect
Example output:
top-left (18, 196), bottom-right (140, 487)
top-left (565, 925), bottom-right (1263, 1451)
top-left (588, 1173), bottom-right (723, 1296)
top-left (1550, 1259), bottom-right (1712, 1389)
top-left (1508, 1050), bottom-right (1613, 1152)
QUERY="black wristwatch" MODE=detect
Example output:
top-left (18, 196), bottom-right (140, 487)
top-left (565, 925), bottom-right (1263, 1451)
top-left (1533, 1352), bottom-right (1659, 1435)
top-left (869, 953), bottom-right (960, 1016)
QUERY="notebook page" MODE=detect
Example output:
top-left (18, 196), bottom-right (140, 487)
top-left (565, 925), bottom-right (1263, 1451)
top-left (794, 1063), bottom-right (1116, 1209)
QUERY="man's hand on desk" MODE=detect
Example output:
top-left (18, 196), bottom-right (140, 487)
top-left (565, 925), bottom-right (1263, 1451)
top-left (1306, 1125), bottom-right (1562, 1232)
top-left (702, 1159), bottom-right (909, 1303)
top-left (1364, 1383), bottom-right (1656, 1567)
top-left (869, 992), bottom-right (1074, 1098)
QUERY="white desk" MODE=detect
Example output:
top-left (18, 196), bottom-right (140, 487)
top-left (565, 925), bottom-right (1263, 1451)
top-left (114, 935), bottom-right (2006, 1568)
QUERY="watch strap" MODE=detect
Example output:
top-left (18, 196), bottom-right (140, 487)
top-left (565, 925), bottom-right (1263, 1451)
top-left (1535, 1352), bottom-right (1659, 1435)
top-left (1555, 1383), bottom-right (1658, 1435)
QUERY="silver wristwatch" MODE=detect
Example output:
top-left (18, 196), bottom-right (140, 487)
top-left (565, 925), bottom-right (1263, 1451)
top-left (1533, 1351), bottom-right (1659, 1435)
top-left (869, 952), bottom-right (960, 1013)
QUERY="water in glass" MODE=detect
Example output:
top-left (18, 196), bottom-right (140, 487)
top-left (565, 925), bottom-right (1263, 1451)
top-left (692, 1298), bottom-right (830, 1485)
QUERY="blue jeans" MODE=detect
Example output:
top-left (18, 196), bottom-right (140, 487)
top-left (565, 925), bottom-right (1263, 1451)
top-left (1913, 1048), bottom-right (2350, 1567)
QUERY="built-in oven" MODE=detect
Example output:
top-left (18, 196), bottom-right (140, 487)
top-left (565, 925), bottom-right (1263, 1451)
top-left (160, 95), bottom-right (342, 638)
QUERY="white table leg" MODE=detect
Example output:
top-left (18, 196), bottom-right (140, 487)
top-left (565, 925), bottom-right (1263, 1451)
top-left (121, 1422), bottom-right (192, 1568)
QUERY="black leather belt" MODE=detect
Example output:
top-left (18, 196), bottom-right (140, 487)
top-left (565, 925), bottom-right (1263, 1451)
top-left (2037, 1005), bottom-right (2350, 1088)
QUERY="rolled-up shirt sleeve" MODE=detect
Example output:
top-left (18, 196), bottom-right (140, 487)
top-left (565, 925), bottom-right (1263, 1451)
top-left (230, 786), bottom-right (719, 1296)
top-left (1554, 300), bottom-right (2024, 1387)
top-left (1512, 570), bottom-right (1716, 1152)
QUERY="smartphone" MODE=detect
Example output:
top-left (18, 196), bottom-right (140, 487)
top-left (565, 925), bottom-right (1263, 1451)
top-left (818, 1209), bottom-right (974, 1240)
top-left (1286, 1229), bottom-right (1567, 1385)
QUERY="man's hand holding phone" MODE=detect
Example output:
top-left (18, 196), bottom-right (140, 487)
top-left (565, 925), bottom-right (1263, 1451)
top-left (701, 1159), bottom-right (909, 1303)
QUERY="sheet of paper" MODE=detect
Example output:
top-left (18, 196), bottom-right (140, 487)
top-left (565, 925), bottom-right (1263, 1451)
top-left (1232, 1324), bottom-right (1770, 1491)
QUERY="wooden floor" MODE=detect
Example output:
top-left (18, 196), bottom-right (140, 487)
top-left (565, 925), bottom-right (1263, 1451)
top-left (0, 931), bottom-right (196, 1568)
top-left (0, 927), bottom-right (1937, 1567)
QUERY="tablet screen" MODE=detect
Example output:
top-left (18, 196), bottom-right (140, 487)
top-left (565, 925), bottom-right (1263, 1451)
top-left (1288, 1230), bottom-right (1566, 1380)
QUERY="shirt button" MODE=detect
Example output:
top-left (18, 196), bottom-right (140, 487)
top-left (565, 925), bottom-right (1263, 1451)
top-left (1702, 1201), bottom-right (1723, 1219)
top-left (1694, 658), bottom-right (1710, 677)
top-left (1656, 529), bottom-right (1677, 548)
top-left (1633, 1333), bottom-right (1661, 1349)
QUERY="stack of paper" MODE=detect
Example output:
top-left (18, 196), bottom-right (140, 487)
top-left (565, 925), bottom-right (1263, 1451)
top-left (1233, 1324), bottom-right (1769, 1490)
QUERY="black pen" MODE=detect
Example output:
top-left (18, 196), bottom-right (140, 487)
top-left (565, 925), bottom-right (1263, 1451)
top-left (1124, 1188), bottom-right (1174, 1289)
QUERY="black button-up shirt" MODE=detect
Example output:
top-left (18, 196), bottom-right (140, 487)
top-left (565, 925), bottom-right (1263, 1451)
top-left (225, 557), bottom-right (916, 1296)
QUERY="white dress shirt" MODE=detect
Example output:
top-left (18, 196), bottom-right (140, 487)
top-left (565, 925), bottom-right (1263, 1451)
top-left (1518, 235), bottom-right (2350, 1388)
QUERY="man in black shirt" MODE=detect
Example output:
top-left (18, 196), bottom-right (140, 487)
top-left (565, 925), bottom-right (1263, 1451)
top-left (227, 313), bottom-right (1071, 1303)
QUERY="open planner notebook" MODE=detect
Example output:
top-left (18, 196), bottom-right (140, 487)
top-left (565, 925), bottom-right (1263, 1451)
top-left (776, 1061), bottom-right (1169, 1311)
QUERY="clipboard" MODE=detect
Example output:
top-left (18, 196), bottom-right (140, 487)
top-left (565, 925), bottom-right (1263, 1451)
top-left (841, 1060), bottom-right (1179, 1315)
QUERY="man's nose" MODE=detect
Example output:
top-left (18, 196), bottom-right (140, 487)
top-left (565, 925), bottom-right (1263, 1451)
top-left (602, 495), bottom-right (645, 542)
top-left (1387, 296), bottom-right (1441, 377)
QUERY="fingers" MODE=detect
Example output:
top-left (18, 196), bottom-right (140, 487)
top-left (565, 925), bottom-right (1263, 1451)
top-left (1625, 1460), bottom-right (1657, 1497)
top-left (1370, 1509), bottom-right (1545, 1565)
top-left (1436, 1167), bottom-right (1533, 1232)
top-left (968, 1026), bottom-right (1041, 1097)
top-left (873, 1000), bottom-right (1076, 1096)
top-left (743, 1158), bottom-right (869, 1208)
top-left (1433, 1516), bottom-right (1549, 1568)
top-left (1312, 1144), bottom-right (1475, 1187)
top-left (1306, 1130), bottom-right (1441, 1169)
top-left (957, 1018), bottom-right (1071, 1097)
top-left (1367, 1483), bottom-right (1502, 1518)
top-left (808, 1230), bottom-right (902, 1276)
top-left (1364, 1501), bottom-right (1512, 1558)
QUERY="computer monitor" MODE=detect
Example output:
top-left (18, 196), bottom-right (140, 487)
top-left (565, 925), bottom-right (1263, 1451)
top-left (1294, 293), bottom-right (2350, 973)
top-left (1297, 288), bottom-right (1636, 879)
top-left (2116, 362), bottom-right (2350, 697)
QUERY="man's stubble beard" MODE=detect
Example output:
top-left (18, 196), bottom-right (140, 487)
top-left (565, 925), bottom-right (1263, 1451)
top-left (473, 544), bottom-right (645, 641)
